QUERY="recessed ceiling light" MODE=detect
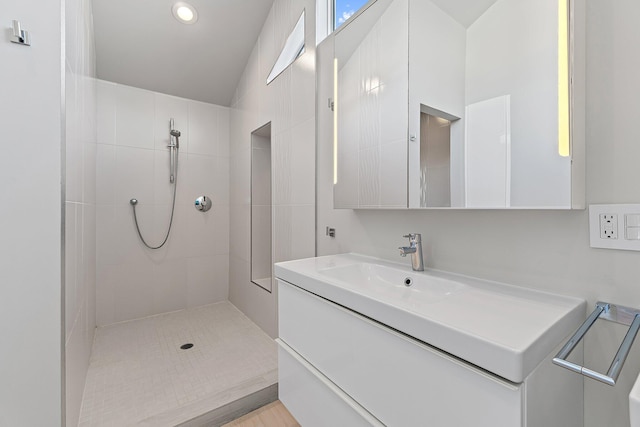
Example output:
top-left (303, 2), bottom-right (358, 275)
top-left (172, 2), bottom-right (198, 24)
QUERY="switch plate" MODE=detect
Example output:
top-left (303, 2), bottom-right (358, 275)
top-left (590, 204), bottom-right (640, 251)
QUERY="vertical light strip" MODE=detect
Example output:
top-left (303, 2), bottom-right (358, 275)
top-left (333, 58), bottom-right (339, 184)
top-left (558, 0), bottom-right (570, 157)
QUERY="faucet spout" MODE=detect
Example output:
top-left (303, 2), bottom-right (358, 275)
top-left (399, 234), bottom-right (424, 271)
top-left (398, 246), bottom-right (416, 257)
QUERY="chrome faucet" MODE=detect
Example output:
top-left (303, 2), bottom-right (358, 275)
top-left (399, 233), bottom-right (424, 271)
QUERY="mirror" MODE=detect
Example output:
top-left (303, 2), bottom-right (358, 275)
top-left (334, 0), bottom-right (583, 209)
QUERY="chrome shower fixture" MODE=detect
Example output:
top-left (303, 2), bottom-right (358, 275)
top-left (129, 118), bottom-right (181, 250)
top-left (169, 120), bottom-right (180, 183)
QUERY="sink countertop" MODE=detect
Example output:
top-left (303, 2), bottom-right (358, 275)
top-left (275, 253), bottom-right (586, 384)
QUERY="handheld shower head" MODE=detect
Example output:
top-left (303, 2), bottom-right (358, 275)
top-left (169, 129), bottom-right (181, 149)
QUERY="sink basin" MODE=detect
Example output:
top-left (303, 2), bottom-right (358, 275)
top-left (275, 253), bottom-right (585, 383)
top-left (318, 262), bottom-right (468, 305)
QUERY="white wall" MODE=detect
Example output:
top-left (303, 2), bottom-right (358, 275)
top-left (0, 1), bottom-right (63, 425)
top-left (65, 0), bottom-right (97, 424)
top-left (317, 0), bottom-right (640, 425)
top-left (96, 81), bottom-right (230, 326)
top-left (229, 0), bottom-right (316, 338)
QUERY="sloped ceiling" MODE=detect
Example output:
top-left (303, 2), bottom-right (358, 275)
top-left (92, 0), bottom-right (274, 106)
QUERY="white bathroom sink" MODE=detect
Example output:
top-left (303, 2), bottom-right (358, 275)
top-left (275, 253), bottom-right (585, 383)
top-left (318, 262), bottom-right (468, 305)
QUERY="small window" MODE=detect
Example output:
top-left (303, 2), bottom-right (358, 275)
top-left (334, 0), bottom-right (370, 29)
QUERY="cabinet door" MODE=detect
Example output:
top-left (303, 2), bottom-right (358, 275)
top-left (279, 280), bottom-right (523, 426)
top-left (278, 340), bottom-right (383, 427)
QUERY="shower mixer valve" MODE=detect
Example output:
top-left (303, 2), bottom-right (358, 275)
top-left (195, 196), bottom-right (212, 212)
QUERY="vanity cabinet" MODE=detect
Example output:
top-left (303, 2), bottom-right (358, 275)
top-left (278, 279), bottom-right (583, 426)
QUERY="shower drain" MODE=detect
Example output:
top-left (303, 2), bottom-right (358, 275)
top-left (180, 343), bottom-right (194, 350)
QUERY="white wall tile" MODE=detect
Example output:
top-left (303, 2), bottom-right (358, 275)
top-left (290, 118), bottom-right (316, 205)
top-left (97, 80), bottom-right (116, 145)
top-left (152, 258), bottom-right (188, 314)
top-left (187, 254), bottom-right (230, 308)
top-left (218, 107), bottom-right (231, 158)
top-left (188, 101), bottom-right (219, 156)
top-left (96, 81), bottom-right (231, 325)
top-left (186, 205), bottom-right (229, 258)
top-left (115, 85), bottom-right (155, 149)
top-left (155, 93), bottom-right (189, 152)
top-left (64, 1), bottom-right (97, 423)
top-left (115, 146), bottom-right (155, 205)
top-left (272, 130), bottom-right (292, 206)
top-left (113, 261), bottom-right (155, 322)
top-left (65, 202), bottom-right (78, 340)
top-left (290, 52), bottom-right (316, 126)
top-left (229, 0), bottom-right (316, 338)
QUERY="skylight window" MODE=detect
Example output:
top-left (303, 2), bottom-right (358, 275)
top-left (334, 0), bottom-right (370, 29)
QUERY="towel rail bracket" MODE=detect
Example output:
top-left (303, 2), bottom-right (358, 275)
top-left (553, 301), bottom-right (640, 386)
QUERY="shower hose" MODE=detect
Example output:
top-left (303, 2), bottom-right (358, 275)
top-left (130, 154), bottom-right (178, 250)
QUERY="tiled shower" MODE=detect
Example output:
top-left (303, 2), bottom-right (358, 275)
top-left (63, 0), bottom-right (317, 424)
top-left (95, 81), bottom-right (231, 326)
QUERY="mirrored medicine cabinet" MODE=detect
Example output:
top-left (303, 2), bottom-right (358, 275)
top-left (332, 0), bottom-right (585, 209)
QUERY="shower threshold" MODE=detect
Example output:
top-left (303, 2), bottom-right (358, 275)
top-left (78, 302), bottom-right (277, 426)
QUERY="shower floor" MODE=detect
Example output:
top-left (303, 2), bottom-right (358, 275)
top-left (78, 302), bottom-right (278, 426)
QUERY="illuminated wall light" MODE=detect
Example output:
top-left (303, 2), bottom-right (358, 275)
top-left (334, 58), bottom-right (339, 185)
top-left (558, 0), bottom-right (570, 157)
top-left (172, 2), bottom-right (199, 24)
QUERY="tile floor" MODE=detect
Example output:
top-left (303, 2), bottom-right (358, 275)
top-left (78, 302), bottom-right (277, 426)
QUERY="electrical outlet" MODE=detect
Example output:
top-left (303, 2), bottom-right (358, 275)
top-left (590, 204), bottom-right (640, 251)
top-left (599, 214), bottom-right (618, 239)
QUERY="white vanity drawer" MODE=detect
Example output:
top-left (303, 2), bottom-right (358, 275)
top-left (278, 339), bottom-right (383, 427)
top-left (278, 279), bottom-right (523, 426)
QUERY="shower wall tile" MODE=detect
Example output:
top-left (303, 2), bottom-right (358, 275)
top-left (115, 146), bottom-right (155, 206)
top-left (65, 202), bottom-right (79, 340)
top-left (154, 149), bottom-right (188, 206)
top-left (290, 53), bottom-right (316, 126)
top-left (96, 144), bottom-right (115, 205)
top-left (97, 80), bottom-right (116, 146)
top-left (290, 117), bottom-right (316, 205)
top-left (83, 139), bottom-right (97, 204)
top-left (185, 153), bottom-right (217, 204)
top-left (113, 261), bottom-right (155, 321)
top-left (154, 93), bottom-right (189, 152)
top-left (188, 101), bottom-right (219, 156)
top-left (186, 206), bottom-right (230, 258)
top-left (152, 258), bottom-right (188, 314)
top-left (259, 8), bottom-right (276, 81)
top-left (229, 0), bottom-right (315, 337)
top-left (65, 0), bottom-right (97, 424)
top-left (96, 81), bottom-right (231, 326)
top-left (218, 107), bottom-right (231, 158)
top-left (187, 254), bottom-right (230, 308)
top-left (115, 85), bottom-right (155, 149)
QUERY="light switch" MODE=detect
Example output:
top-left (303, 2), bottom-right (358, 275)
top-left (625, 214), bottom-right (640, 228)
top-left (626, 227), bottom-right (640, 240)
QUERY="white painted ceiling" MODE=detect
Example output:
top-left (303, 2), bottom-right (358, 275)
top-left (429, 0), bottom-right (500, 28)
top-left (92, 0), bottom-right (274, 106)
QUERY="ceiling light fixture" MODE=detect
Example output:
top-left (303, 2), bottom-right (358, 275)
top-left (172, 2), bottom-right (198, 24)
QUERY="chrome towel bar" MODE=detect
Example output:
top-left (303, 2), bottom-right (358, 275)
top-left (553, 301), bottom-right (640, 386)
